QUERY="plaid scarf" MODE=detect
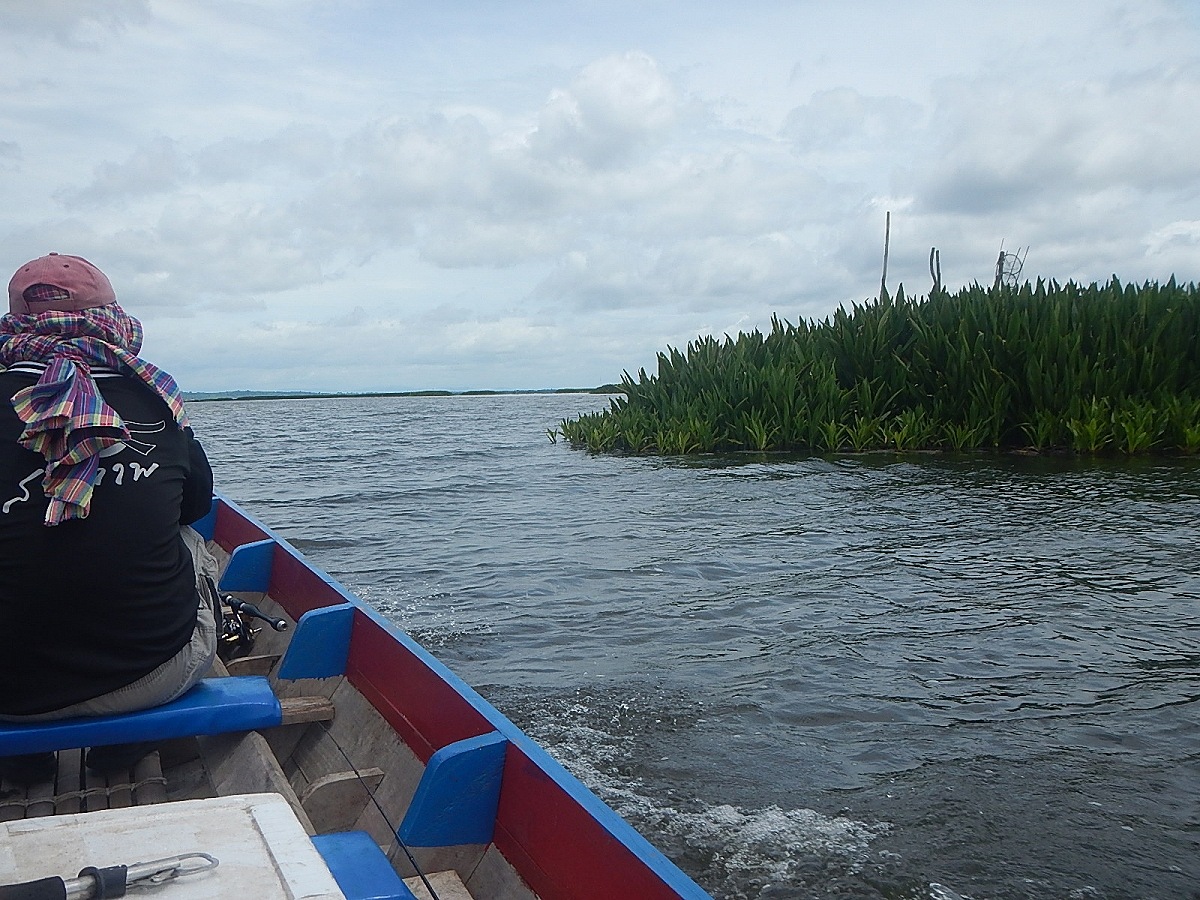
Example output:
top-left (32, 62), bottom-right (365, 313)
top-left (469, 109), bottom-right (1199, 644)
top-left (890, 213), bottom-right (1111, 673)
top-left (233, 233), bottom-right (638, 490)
top-left (0, 303), bottom-right (189, 525)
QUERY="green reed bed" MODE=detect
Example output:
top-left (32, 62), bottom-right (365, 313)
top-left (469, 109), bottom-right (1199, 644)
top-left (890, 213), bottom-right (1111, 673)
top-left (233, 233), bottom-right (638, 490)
top-left (555, 278), bottom-right (1200, 456)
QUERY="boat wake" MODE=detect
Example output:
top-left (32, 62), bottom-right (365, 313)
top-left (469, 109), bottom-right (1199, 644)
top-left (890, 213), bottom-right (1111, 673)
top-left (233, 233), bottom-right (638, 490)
top-left (357, 586), bottom-right (497, 649)
top-left (513, 698), bottom-right (896, 900)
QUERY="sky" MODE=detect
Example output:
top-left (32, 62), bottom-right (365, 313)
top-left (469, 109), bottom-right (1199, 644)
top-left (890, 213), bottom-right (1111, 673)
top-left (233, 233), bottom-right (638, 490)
top-left (2, 1), bottom-right (1198, 393)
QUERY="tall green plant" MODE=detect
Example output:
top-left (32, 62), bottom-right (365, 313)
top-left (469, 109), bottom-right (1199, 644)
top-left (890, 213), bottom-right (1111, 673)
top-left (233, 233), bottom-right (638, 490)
top-left (554, 278), bottom-right (1200, 457)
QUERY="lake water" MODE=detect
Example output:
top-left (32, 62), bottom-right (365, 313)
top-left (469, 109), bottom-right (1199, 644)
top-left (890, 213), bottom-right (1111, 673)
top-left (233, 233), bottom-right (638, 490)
top-left (189, 393), bottom-right (1200, 900)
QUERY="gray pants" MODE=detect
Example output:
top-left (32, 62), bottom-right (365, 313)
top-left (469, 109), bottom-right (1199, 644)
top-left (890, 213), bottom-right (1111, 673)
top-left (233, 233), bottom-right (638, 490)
top-left (0, 526), bottom-right (220, 722)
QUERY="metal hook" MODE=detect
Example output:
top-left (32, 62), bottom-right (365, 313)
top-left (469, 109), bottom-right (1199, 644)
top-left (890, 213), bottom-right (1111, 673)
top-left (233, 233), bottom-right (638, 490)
top-left (126, 853), bottom-right (219, 888)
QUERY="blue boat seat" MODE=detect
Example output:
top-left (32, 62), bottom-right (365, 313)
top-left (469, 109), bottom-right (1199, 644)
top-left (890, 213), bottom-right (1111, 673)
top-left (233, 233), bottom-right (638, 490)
top-left (311, 831), bottom-right (417, 900)
top-left (0, 676), bottom-right (283, 757)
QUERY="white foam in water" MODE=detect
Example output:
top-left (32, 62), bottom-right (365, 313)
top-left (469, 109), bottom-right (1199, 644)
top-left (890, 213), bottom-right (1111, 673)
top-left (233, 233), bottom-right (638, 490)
top-left (357, 584), bottom-right (494, 648)
top-left (522, 712), bottom-right (891, 891)
top-left (928, 884), bottom-right (968, 900)
top-left (663, 802), bottom-right (891, 885)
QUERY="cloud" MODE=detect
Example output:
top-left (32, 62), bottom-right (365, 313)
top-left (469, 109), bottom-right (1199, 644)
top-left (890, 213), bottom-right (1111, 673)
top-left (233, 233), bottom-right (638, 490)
top-left (528, 52), bottom-right (679, 168)
top-left (193, 126), bottom-right (340, 183)
top-left (148, 299), bottom-right (584, 393)
top-left (0, 0), bottom-right (150, 44)
top-left (61, 137), bottom-right (187, 205)
top-left (420, 214), bottom-right (574, 269)
top-left (1142, 219), bottom-right (1200, 278)
top-left (910, 59), bottom-right (1200, 217)
top-left (52, 54), bottom-right (822, 303)
top-left (533, 230), bottom-right (837, 317)
top-left (782, 88), bottom-right (923, 154)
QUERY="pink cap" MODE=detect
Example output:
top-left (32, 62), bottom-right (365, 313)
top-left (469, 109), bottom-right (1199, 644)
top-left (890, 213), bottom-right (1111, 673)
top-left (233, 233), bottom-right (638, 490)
top-left (8, 253), bottom-right (117, 315)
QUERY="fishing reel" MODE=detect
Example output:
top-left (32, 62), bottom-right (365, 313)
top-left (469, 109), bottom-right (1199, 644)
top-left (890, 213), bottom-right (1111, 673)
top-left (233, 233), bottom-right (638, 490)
top-left (218, 593), bottom-right (289, 657)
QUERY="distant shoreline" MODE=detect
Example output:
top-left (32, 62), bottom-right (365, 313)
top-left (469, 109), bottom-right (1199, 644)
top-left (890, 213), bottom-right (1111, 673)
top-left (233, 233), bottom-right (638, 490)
top-left (185, 386), bottom-right (621, 402)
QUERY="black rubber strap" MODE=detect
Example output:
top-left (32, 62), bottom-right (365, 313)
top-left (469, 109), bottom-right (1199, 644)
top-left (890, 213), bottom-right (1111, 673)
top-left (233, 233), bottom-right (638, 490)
top-left (77, 865), bottom-right (128, 899)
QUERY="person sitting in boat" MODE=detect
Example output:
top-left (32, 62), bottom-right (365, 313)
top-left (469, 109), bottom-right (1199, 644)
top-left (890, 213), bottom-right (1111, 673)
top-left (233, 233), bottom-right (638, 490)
top-left (0, 253), bottom-right (219, 783)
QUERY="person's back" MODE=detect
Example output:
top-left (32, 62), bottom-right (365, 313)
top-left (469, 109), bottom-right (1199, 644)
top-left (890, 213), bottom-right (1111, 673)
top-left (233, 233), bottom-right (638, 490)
top-left (0, 253), bottom-right (218, 781)
top-left (0, 368), bottom-right (211, 714)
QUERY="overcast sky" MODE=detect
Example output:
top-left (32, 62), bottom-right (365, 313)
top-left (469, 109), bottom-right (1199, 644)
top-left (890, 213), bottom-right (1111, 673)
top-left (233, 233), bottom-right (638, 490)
top-left (2, 1), bottom-right (1198, 393)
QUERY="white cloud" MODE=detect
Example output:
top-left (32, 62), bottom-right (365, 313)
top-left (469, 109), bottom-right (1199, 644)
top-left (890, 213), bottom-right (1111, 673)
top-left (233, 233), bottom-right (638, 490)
top-left (529, 52), bottom-right (679, 168)
top-left (1143, 220), bottom-right (1200, 279)
top-left (62, 137), bottom-right (187, 205)
top-left (911, 67), bottom-right (1200, 216)
top-left (0, 0), bottom-right (150, 43)
top-left (782, 88), bottom-right (923, 154)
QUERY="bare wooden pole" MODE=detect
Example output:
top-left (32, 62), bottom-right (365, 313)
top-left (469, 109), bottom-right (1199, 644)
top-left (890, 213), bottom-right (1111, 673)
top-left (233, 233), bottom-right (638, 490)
top-left (880, 211), bottom-right (891, 298)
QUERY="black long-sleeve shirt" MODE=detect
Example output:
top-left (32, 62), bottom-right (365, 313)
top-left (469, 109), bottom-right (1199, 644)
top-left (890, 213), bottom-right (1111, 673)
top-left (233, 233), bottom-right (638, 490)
top-left (0, 364), bottom-right (213, 715)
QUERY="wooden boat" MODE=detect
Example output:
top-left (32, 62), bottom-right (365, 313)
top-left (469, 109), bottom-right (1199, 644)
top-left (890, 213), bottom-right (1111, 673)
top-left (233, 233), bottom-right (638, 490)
top-left (0, 493), bottom-right (713, 900)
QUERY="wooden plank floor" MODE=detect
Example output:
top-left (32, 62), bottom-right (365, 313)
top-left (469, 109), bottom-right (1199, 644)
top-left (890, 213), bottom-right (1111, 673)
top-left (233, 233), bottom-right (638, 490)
top-left (0, 749), bottom-right (166, 822)
top-left (406, 870), bottom-right (475, 900)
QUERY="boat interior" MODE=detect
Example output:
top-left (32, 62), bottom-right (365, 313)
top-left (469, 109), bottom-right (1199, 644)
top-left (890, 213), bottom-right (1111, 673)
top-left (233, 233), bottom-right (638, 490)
top-left (1, 497), bottom-right (703, 900)
top-left (1, 532), bottom-right (528, 900)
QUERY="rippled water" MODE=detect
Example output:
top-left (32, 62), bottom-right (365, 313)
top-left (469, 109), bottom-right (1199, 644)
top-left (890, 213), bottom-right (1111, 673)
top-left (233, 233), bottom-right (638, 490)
top-left (190, 394), bottom-right (1200, 900)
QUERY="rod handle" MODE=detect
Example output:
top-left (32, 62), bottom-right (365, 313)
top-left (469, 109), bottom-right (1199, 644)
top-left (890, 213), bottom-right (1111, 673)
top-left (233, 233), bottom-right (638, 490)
top-left (226, 598), bottom-right (289, 632)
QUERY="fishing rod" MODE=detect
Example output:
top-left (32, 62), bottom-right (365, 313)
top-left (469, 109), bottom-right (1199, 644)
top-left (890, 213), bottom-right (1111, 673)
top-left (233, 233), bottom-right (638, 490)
top-left (0, 853), bottom-right (217, 899)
